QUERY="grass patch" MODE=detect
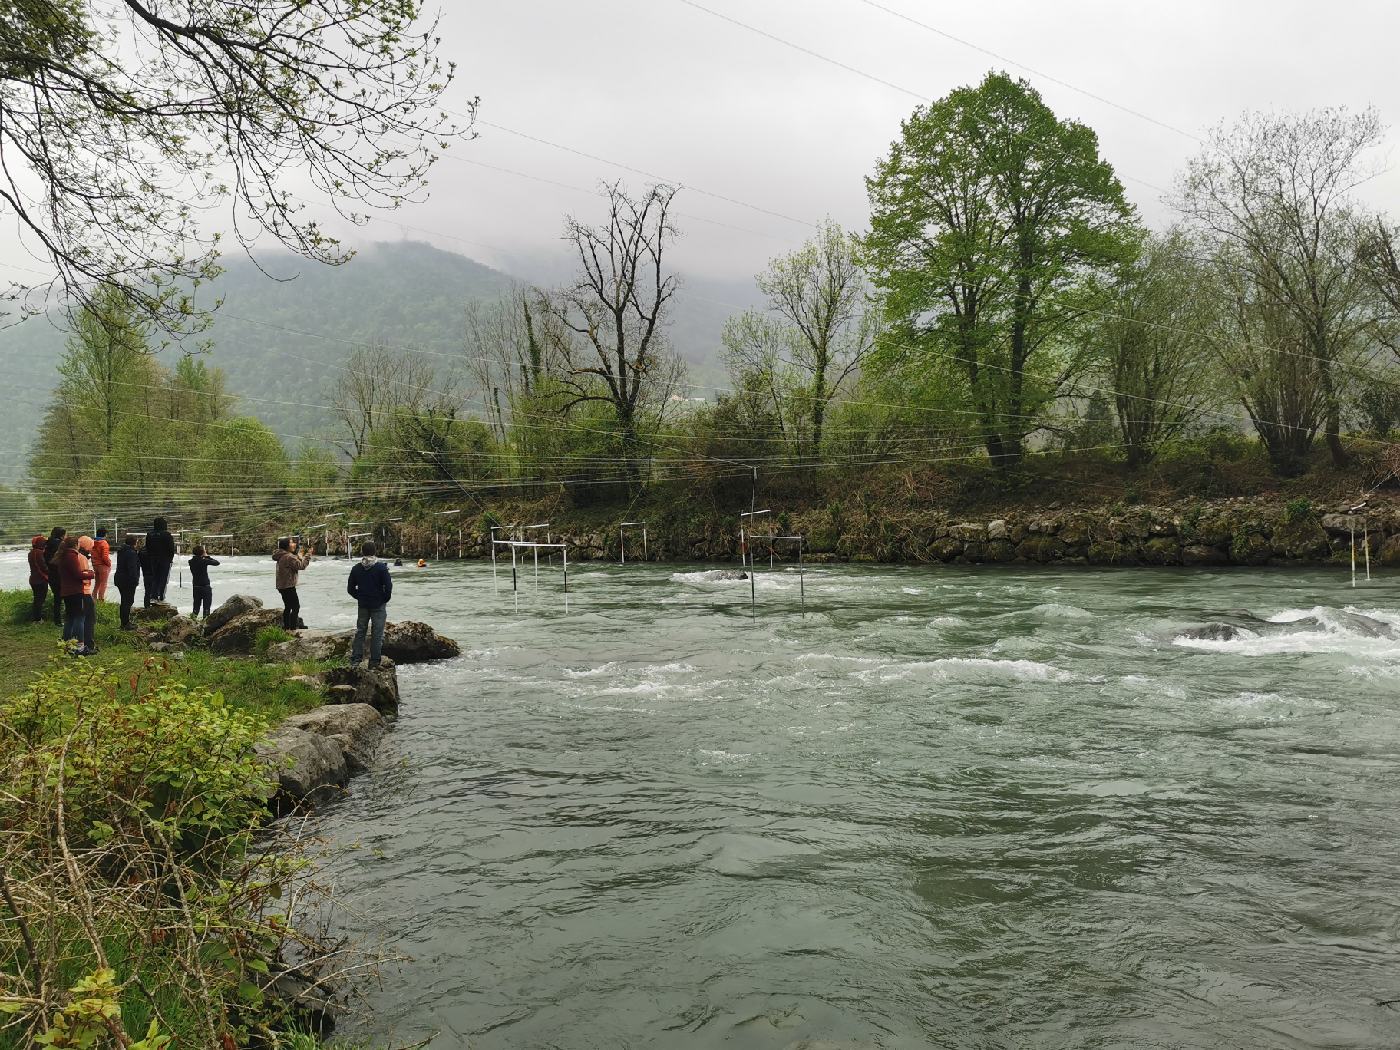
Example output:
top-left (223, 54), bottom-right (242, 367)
top-left (0, 589), bottom-right (327, 721)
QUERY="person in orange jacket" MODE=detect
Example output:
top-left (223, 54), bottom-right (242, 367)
top-left (91, 527), bottom-right (113, 601)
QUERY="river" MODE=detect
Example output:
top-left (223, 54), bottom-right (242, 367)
top-left (19, 551), bottom-right (1400, 1047)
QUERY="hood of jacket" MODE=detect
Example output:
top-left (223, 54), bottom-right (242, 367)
top-left (31, 535), bottom-right (44, 549)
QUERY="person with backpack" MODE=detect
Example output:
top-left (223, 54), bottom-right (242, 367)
top-left (43, 527), bottom-right (66, 626)
top-left (187, 545), bottom-right (220, 619)
top-left (143, 516), bottom-right (176, 606)
top-left (27, 535), bottom-right (49, 622)
top-left (114, 534), bottom-right (143, 630)
top-left (273, 536), bottom-right (313, 630)
top-left (91, 527), bottom-right (113, 601)
top-left (347, 541), bottom-right (392, 669)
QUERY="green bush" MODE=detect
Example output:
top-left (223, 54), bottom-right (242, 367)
top-left (0, 659), bottom-right (287, 1046)
top-left (1284, 496), bottom-right (1314, 523)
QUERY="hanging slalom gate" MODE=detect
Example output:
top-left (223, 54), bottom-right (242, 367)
top-left (1347, 503), bottom-right (1373, 588)
top-left (434, 508), bottom-right (461, 560)
top-left (491, 538), bottom-right (569, 594)
top-left (619, 521), bottom-right (647, 564)
top-left (738, 508), bottom-right (772, 611)
top-left (199, 534), bottom-right (235, 556)
top-left (768, 534), bottom-right (808, 612)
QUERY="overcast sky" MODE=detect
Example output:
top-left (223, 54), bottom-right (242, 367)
top-left (298, 0), bottom-right (1400, 288)
top-left (5, 0), bottom-right (1400, 295)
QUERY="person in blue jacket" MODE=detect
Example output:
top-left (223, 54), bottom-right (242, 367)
top-left (346, 541), bottom-right (392, 669)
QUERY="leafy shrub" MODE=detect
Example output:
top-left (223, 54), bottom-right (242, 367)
top-left (0, 659), bottom-right (289, 1045)
top-left (1284, 497), bottom-right (1314, 523)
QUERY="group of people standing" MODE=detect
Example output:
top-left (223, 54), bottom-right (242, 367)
top-left (24, 521), bottom-right (395, 669)
top-left (26, 517), bottom-right (190, 649)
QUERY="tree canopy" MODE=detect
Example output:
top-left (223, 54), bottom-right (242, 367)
top-left (865, 72), bottom-right (1139, 466)
top-left (0, 0), bottom-right (465, 332)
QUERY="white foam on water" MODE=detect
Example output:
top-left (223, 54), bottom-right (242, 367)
top-left (859, 657), bottom-right (1071, 684)
top-left (927, 615), bottom-right (968, 628)
top-left (900, 586), bottom-right (925, 595)
top-left (1030, 602), bottom-right (1093, 620)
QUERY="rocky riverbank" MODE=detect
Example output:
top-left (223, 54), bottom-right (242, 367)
top-left (262, 495), bottom-right (1400, 569)
top-left (135, 593), bottom-right (460, 810)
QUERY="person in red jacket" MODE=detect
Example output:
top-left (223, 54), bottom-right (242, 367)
top-left (27, 535), bottom-right (48, 622)
top-left (58, 536), bottom-right (96, 655)
top-left (91, 527), bottom-right (113, 601)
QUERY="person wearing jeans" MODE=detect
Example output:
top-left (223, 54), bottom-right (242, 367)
top-left (347, 541), bottom-right (392, 669)
top-left (57, 536), bottom-right (95, 654)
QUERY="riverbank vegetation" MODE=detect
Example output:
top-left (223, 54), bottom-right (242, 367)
top-left (0, 593), bottom-right (363, 1048)
top-left (8, 75), bottom-right (1400, 546)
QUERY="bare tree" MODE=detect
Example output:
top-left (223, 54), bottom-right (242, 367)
top-left (1176, 107), bottom-right (1385, 471)
top-left (331, 343), bottom-right (450, 459)
top-left (723, 220), bottom-right (878, 457)
top-left (544, 182), bottom-right (686, 479)
top-left (1089, 230), bottom-right (1221, 466)
top-left (463, 286), bottom-right (573, 442)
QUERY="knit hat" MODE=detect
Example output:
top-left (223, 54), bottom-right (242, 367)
top-left (78, 535), bottom-right (94, 552)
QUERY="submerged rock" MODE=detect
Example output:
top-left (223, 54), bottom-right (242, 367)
top-left (695, 569), bottom-right (749, 581)
top-left (1176, 622), bottom-right (1249, 642)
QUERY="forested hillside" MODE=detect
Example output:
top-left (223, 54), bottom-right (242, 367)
top-left (1, 239), bottom-right (743, 473)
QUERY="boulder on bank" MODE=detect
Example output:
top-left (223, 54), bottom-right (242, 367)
top-left (207, 609), bottom-right (283, 654)
top-left (323, 664), bottom-right (400, 715)
top-left (280, 703), bottom-right (385, 775)
top-left (256, 727), bottom-right (348, 808)
top-left (381, 620), bottom-right (461, 663)
top-left (131, 601), bottom-right (180, 623)
top-left (204, 594), bottom-right (263, 634)
top-left (266, 630), bottom-right (350, 664)
top-left (265, 621), bottom-right (459, 664)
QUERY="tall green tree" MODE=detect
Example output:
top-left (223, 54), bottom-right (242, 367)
top-left (723, 221), bottom-right (879, 457)
top-left (54, 286), bottom-right (157, 456)
top-left (865, 72), bottom-right (1139, 466)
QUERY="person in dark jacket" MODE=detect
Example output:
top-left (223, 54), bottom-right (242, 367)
top-left (143, 516), bottom-right (176, 606)
top-left (114, 534), bottom-right (143, 629)
top-left (57, 536), bottom-right (95, 654)
top-left (347, 541), bottom-right (392, 669)
top-left (27, 535), bottom-right (49, 622)
top-left (43, 527), bottom-right (66, 626)
top-left (187, 545), bottom-right (220, 619)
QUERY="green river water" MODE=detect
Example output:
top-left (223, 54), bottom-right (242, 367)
top-left (175, 558), bottom-right (1400, 1047)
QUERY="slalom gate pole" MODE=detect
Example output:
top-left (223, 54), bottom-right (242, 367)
top-left (1365, 522), bottom-right (1372, 581)
top-left (1351, 523), bottom-right (1357, 588)
top-left (511, 544), bottom-right (518, 593)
